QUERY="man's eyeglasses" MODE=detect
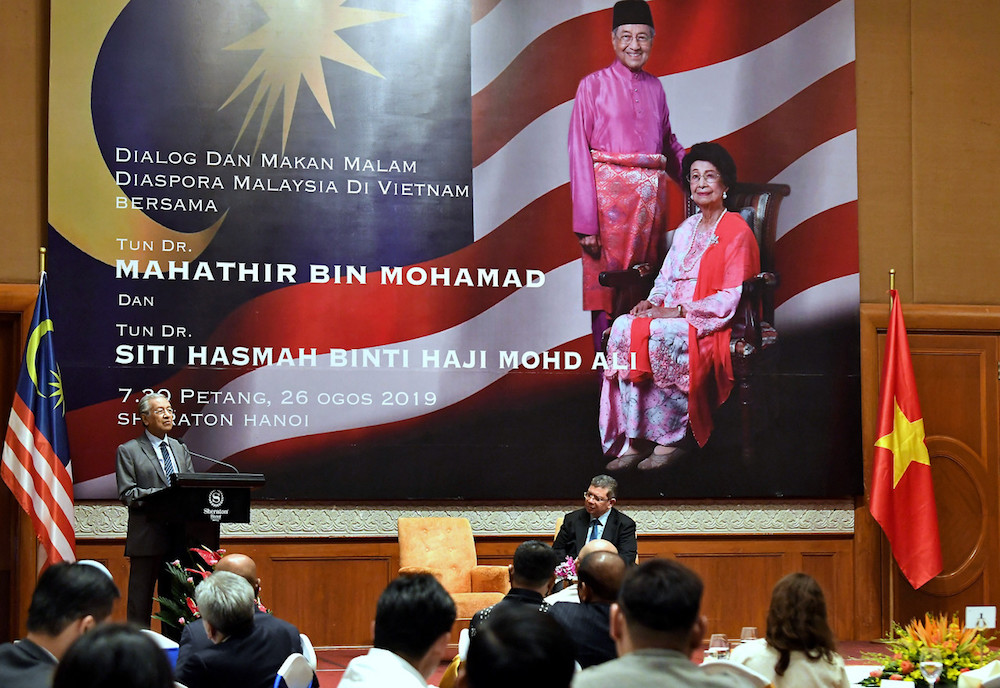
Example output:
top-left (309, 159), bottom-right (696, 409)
top-left (584, 491), bottom-right (609, 503)
top-left (616, 33), bottom-right (652, 46)
top-left (148, 407), bottom-right (174, 417)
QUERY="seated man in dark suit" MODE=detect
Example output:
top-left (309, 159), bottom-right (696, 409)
top-left (0, 561), bottom-right (119, 688)
top-left (174, 571), bottom-right (306, 688)
top-left (553, 475), bottom-right (637, 566)
top-left (469, 540), bottom-right (560, 638)
top-left (550, 550), bottom-right (625, 667)
top-left (175, 553), bottom-right (284, 667)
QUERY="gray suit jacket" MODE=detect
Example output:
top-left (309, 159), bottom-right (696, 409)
top-left (116, 433), bottom-right (194, 556)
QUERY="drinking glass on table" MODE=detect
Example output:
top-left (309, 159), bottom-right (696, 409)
top-left (920, 648), bottom-right (944, 686)
top-left (740, 626), bottom-right (758, 643)
top-left (705, 634), bottom-right (729, 661)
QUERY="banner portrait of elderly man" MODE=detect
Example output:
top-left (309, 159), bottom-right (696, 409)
top-left (568, 0), bottom-right (686, 351)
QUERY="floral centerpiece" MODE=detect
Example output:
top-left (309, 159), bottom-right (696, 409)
top-left (860, 613), bottom-right (998, 686)
top-left (554, 556), bottom-right (577, 584)
top-left (153, 546), bottom-right (224, 630)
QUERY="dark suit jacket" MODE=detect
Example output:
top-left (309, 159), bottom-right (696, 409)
top-left (552, 507), bottom-right (637, 565)
top-left (175, 609), bottom-right (286, 672)
top-left (174, 614), bottom-right (304, 688)
top-left (0, 638), bottom-right (57, 688)
top-left (116, 433), bottom-right (218, 556)
top-left (468, 588), bottom-right (549, 638)
top-left (549, 601), bottom-right (616, 668)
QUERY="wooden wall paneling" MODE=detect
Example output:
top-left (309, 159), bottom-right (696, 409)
top-left (77, 533), bottom-right (858, 645)
top-left (65, 541), bottom-right (131, 624)
top-left (676, 550), bottom-right (786, 638)
top-left (269, 556), bottom-right (390, 647)
top-left (218, 539), bottom-right (400, 647)
top-left (0, 284), bottom-right (43, 640)
top-left (635, 536), bottom-right (854, 641)
top-left (860, 305), bottom-right (1000, 635)
top-left (889, 334), bottom-right (997, 623)
top-left (0, 311), bottom-right (19, 642)
top-left (801, 550), bottom-right (852, 642)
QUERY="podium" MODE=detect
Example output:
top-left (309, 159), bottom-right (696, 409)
top-left (141, 472), bottom-right (265, 524)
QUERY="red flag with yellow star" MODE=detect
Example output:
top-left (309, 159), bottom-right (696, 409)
top-left (869, 289), bottom-right (941, 589)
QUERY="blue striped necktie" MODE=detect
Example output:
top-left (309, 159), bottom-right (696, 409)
top-left (158, 441), bottom-right (177, 478)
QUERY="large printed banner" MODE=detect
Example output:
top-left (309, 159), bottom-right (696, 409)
top-left (50, 0), bottom-right (862, 501)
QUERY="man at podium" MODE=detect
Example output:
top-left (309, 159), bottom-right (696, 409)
top-left (115, 392), bottom-right (219, 630)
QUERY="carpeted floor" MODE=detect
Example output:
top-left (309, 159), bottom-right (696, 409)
top-left (314, 641), bottom-right (887, 687)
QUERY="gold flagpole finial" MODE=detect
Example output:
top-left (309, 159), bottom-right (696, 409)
top-left (889, 268), bottom-right (895, 307)
top-left (39, 247), bottom-right (47, 276)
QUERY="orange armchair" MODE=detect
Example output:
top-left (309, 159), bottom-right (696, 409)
top-left (397, 517), bottom-right (510, 620)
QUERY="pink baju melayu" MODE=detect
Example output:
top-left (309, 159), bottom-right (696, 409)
top-left (568, 60), bottom-right (685, 315)
top-left (600, 211), bottom-right (759, 453)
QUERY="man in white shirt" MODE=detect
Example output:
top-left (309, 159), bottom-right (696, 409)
top-left (340, 574), bottom-right (457, 687)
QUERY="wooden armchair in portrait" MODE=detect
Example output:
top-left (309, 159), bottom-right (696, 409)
top-left (599, 181), bottom-right (791, 462)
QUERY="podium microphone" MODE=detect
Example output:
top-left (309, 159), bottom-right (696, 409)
top-left (176, 438), bottom-right (241, 474)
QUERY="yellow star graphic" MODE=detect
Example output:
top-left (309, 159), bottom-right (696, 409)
top-left (875, 397), bottom-right (931, 487)
top-left (221, 0), bottom-right (403, 153)
top-left (49, 365), bottom-right (67, 416)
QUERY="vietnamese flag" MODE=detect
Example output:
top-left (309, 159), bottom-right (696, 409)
top-left (869, 289), bottom-right (942, 589)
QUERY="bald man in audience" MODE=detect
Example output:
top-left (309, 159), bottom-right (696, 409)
top-left (176, 554), bottom-right (300, 673)
top-left (550, 551), bottom-right (626, 667)
top-left (546, 538), bottom-right (620, 605)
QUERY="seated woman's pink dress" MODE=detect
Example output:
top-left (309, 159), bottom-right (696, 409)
top-left (599, 210), bottom-right (758, 454)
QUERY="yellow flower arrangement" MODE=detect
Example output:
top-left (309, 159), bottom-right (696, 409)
top-left (860, 613), bottom-right (998, 686)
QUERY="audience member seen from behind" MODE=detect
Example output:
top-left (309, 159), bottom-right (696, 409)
top-left (730, 572), bottom-right (850, 687)
top-left (459, 605), bottom-right (576, 688)
top-left (174, 570), bottom-right (305, 688)
top-left (340, 573), bottom-right (457, 688)
top-left (550, 550), bottom-right (626, 667)
top-left (0, 560), bottom-right (119, 688)
top-left (546, 538), bottom-right (619, 605)
top-left (52, 623), bottom-right (173, 688)
top-left (470, 540), bottom-right (560, 637)
top-left (573, 558), bottom-right (752, 688)
top-left (175, 552), bottom-right (296, 671)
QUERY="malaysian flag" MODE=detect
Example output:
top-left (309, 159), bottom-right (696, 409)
top-left (61, 0), bottom-right (859, 498)
top-left (2, 273), bottom-right (76, 565)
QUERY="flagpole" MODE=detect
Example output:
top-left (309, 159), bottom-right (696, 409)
top-left (39, 246), bottom-right (46, 277)
top-left (886, 266), bottom-right (896, 625)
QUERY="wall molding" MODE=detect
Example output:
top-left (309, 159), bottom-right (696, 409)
top-left (75, 500), bottom-right (855, 539)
